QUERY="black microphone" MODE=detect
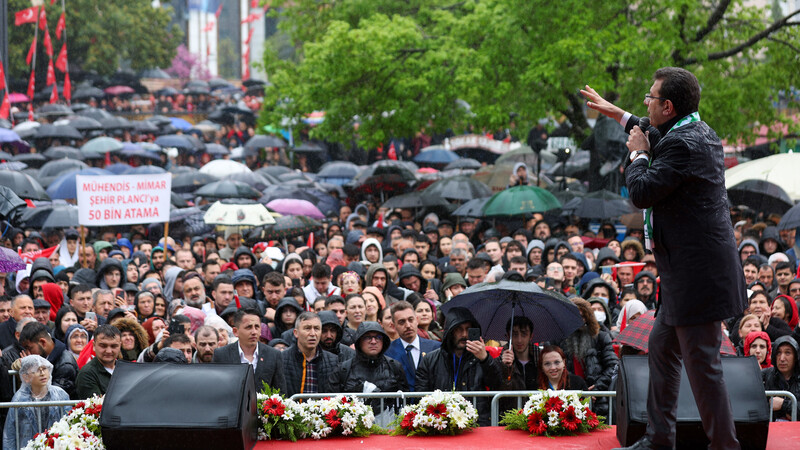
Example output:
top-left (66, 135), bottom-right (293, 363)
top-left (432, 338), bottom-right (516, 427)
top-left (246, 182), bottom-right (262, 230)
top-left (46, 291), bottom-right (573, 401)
top-left (638, 117), bottom-right (661, 148)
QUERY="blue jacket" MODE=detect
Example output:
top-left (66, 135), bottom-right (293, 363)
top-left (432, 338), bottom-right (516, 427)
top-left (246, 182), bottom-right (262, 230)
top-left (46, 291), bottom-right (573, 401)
top-left (2, 384), bottom-right (70, 449)
top-left (385, 337), bottom-right (440, 391)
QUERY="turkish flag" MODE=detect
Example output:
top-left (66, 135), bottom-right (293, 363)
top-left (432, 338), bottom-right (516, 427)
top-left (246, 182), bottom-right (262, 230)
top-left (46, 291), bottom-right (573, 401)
top-left (0, 61), bottom-right (5, 90)
top-left (26, 37), bottom-right (37, 66)
top-left (27, 71), bottom-right (36, 99)
top-left (14, 7), bottom-right (38, 26)
top-left (56, 13), bottom-right (66, 40)
top-left (19, 245), bottom-right (59, 265)
top-left (245, 28), bottom-right (255, 44)
top-left (215, 4), bottom-right (223, 18)
top-left (39, 8), bottom-right (47, 30)
top-left (64, 72), bottom-right (72, 102)
top-left (44, 30), bottom-right (53, 57)
top-left (388, 142), bottom-right (398, 160)
top-left (307, 232), bottom-right (314, 249)
top-left (46, 60), bottom-right (56, 85)
top-left (0, 93), bottom-right (10, 120)
top-left (28, 104), bottom-right (34, 122)
top-left (50, 83), bottom-right (59, 103)
top-left (56, 44), bottom-right (68, 72)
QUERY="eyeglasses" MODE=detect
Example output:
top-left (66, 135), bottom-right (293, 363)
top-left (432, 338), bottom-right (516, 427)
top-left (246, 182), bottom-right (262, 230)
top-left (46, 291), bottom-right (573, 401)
top-left (645, 94), bottom-right (668, 104)
top-left (363, 335), bottom-right (382, 342)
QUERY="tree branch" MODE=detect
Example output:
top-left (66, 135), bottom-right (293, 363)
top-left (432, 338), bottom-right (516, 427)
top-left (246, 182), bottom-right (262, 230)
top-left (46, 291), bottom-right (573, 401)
top-left (693, 0), bottom-right (732, 42)
top-left (679, 8), bottom-right (800, 65)
top-left (766, 35), bottom-right (800, 54)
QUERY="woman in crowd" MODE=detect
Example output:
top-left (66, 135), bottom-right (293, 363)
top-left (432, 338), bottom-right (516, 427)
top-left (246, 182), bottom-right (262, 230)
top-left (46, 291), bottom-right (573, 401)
top-left (414, 297), bottom-right (443, 341)
top-left (135, 291), bottom-right (156, 323)
top-left (340, 271), bottom-right (362, 296)
top-left (362, 287), bottom-right (385, 323)
top-left (342, 294), bottom-right (366, 346)
top-left (744, 331), bottom-right (772, 369)
top-left (53, 306), bottom-right (79, 343)
top-left (772, 294), bottom-right (799, 331)
top-left (2, 355), bottom-right (71, 449)
top-left (116, 317), bottom-right (150, 362)
top-left (153, 295), bottom-right (168, 319)
top-left (537, 345), bottom-right (588, 390)
top-left (63, 324), bottom-right (88, 360)
top-left (735, 314), bottom-right (763, 356)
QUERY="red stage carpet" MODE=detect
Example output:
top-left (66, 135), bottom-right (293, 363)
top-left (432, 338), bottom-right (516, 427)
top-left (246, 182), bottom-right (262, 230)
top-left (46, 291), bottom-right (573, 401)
top-left (257, 423), bottom-right (800, 449)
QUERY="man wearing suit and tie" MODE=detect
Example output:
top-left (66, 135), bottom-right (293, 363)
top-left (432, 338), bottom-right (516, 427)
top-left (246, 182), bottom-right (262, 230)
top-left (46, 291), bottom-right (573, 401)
top-left (385, 301), bottom-right (440, 391)
top-left (213, 309), bottom-right (286, 393)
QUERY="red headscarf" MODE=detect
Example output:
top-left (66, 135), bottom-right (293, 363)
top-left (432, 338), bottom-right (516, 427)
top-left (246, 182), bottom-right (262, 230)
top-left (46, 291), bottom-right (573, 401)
top-left (41, 282), bottom-right (64, 322)
top-left (142, 316), bottom-right (166, 345)
top-left (772, 295), bottom-right (799, 329)
top-left (744, 331), bottom-right (772, 369)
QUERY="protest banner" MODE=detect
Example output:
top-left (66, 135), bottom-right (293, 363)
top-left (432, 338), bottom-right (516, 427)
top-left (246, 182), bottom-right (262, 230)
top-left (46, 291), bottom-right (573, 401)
top-left (76, 174), bottom-right (171, 226)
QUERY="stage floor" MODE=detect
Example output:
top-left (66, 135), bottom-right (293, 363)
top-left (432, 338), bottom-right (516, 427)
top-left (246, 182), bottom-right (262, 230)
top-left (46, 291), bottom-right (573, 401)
top-left (258, 423), bottom-right (800, 449)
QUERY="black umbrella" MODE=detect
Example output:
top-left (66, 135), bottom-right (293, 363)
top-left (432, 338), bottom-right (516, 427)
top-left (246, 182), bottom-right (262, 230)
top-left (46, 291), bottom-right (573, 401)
top-left (245, 135), bottom-right (287, 150)
top-left (727, 180), bottom-right (794, 215)
top-left (259, 185), bottom-right (318, 204)
top-left (205, 143), bottom-right (229, 156)
top-left (222, 172), bottom-right (273, 191)
top-left (76, 107), bottom-right (114, 121)
top-left (147, 115), bottom-right (174, 127)
top-left (441, 279), bottom-right (584, 342)
top-left (381, 191), bottom-right (449, 209)
top-left (155, 134), bottom-right (198, 152)
top-left (778, 203), bottom-right (800, 231)
top-left (36, 104), bottom-right (74, 117)
top-left (195, 180), bottom-right (261, 200)
top-left (257, 166), bottom-right (292, 178)
top-left (172, 172), bottom-right (220, 193)
top-left (452, 197), bottom-right (491, 217)
top-left (133, 120), bottom-right (160, 134)
top-left (155, 87), bottom-right (180, 97)
top-left (293, 142), bottom-right (324, 153)
top-left (11, 153), bottom-right (48, 168)
top-left (34, 124), bottom-right (83, 140)
top-left (171, 193), bottom-right (190, 208)
top-left (72, 86), bottom-right (106, 100)
top-left (0, 186), bottom-right (27, 223)
top-left (19, 204), bottom-right (79, 228)
top-left (0, 171), bottom-right (50, 200)
top-left (39, 159), bottom-right (90, 187)
top-left (99, 117), bottom-right (134, 131)
top-left (247, 215), bottom-right (322, 242)
top-left (318, 161), bottom-right (359, 179)
top-left (423, 176), bottom-right (492, 202)
top-left (561, 190), bottom-right (636, 219)
top-left (63, 116), bottom-right (104, 133)
top-left (444, 158), bottom-right (482, 171)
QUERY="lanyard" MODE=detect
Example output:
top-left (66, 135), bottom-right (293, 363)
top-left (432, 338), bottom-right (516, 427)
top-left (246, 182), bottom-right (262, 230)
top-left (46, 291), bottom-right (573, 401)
top-left (452, 353), bottom-right (463, 389)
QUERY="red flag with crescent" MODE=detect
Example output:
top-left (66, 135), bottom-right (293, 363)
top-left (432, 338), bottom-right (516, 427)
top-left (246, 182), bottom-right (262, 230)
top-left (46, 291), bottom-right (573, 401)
top-left (0, 61), bottom-right (5, 91)
top-left (26, 37), bottom-right (37, 66)
top-left (56, 13), bottom-right (66, 39)
top-left (64, 72), bottom-right (72, 102)
top-left (50, 83), bottom-right (59, 104)
top-left (56, 44), bottom-right (68, 72)
top-left (46, 60), bottom-right (56, 86)
top-left (0, 93), bottom-right (10, 120)
top-left (44, 30), bottom-right (53, 57)
top-left (14, 7), bottom-right (38, 26)
top-left (38, 8), bottom-right (47, 30)
top-left (27, 71), bottom-right (35, 100)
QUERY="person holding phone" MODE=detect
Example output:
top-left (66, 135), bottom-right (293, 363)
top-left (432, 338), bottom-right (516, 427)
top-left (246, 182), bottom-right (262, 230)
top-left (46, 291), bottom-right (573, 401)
top-left (416, 307), bottom-right (503, 426)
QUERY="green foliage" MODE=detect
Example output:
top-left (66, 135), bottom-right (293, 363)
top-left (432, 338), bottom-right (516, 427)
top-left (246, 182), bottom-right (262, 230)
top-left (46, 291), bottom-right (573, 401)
top-left (261, 0), bottom-right (800, 147)
top-left (8, 0), bottom-right (182, 77)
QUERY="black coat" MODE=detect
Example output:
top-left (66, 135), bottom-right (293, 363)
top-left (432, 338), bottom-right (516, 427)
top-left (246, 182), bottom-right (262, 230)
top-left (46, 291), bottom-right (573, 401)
top-left (281, 345), bottom-right (338, 397)
top-left (762, 367), bottom-right (800, 420)
top-left (328, 322), bottom-right (408, 394)
top-left (624, 114), bottom-right (746, 326)
top-left (559, 329), bottom-right (618, 416)
top-left (213, 342), bottom-right (287, 394)
top-left (47, 339), bottom-right (79, 399)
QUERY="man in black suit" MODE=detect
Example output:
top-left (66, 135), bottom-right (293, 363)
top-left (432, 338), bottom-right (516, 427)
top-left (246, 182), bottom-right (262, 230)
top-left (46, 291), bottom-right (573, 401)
top-left (384, 301), bottom-right (440, 391)
top-left (213, 309), bottom-right (286, 393)
top-left (583, 68), bottom-right (745, 450)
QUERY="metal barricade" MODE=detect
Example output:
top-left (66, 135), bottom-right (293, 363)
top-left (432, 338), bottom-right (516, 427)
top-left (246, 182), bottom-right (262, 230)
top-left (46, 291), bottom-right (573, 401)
top-left (0, 400), bottom-right (81, 450)
top-left (489, 390), bottom-right (617, 426)
top-left (766, 390), bottom-right (798, 422)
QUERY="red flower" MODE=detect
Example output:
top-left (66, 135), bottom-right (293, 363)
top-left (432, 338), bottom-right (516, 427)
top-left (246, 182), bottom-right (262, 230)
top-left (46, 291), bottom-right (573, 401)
top-left (341, 396), bottom-right (350, 404)
top-left (526, 412), bottom-right (547, 435)
top-left (544, 396), bottom-right (564, 413)
top-left (425, 403), bottom-right (448, 418)
top-left (325, 409), bottom-right (341, 428)
top-left (559, 406), bottom-right (581, 431)
top-left (586, 410), bottom-right (600, 429)
top-left (263, 398), bottom-right (286, 416)
top-left (401, 411), bottom-right (417, 430)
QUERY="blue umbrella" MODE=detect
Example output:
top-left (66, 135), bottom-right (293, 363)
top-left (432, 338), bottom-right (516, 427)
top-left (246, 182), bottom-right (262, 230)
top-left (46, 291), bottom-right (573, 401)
top-left (0, 128), bottom-right (23, 143)
top-left (414, 147), bottom-right (459, 166)
top-left (169, 117), bottom-right (194, 131)
top-left (126, 165), bottom-right (166, 175)
top-left (46, 168), bottom-right (111, 199)
top-left (105, 163), bottom-right (132, 174)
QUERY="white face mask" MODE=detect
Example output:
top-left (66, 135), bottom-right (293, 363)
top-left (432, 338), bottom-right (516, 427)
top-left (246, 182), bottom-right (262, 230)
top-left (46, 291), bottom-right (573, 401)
top-left (594, 310), bottom-right (607, 324)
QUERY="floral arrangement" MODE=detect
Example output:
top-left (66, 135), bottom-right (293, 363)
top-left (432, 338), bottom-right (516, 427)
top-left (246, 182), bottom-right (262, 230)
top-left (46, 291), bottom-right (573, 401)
top-left (256, 384), bottom-right (309, 442)
top-left (392, 390), bottom-right (478, 436)
top-left (300, 394), bottom-right (383, 439)
top-left (500, 390), bottom-right (606, 437)
top-left (25, 395), bottom-right (105, 449)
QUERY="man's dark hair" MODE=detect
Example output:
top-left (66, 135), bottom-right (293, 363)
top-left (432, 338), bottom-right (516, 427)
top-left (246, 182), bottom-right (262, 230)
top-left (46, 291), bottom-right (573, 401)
top-left (776, 261), bottom-right (794, 273)
top-left (382, 254), bottom-right (398, 264)
top-left (506, 316), bottom-right (533, 334)
top-left (163, 332), bottom-right (192, 348)
top-left (233, 308), bottom-right (261, 327)
top-left (194, 325), bottom-right (219, 342)
top-left (504, 240), bottom-right (526, 255)
top-left (325, 295), bottom-right (345, 308)
top-left (262, 271), bottom-right (285, 287)
top-left (311, 263), bottom-right (332, 280)
top-left (343, 243), bottom-right (360, 258)
top-left (509, 256), bottom-right (527, 266)
top-left (390, 300), bottom-right (414, 318)
top-left (202, 259), bottom-right (220, 272)
top-left (512, 228), bottom-right (532, 241)
top-left (467, 257), bottom-right (489, 271)
top-left (212, 275), bottom-right (233, 291)
top-left (71, 284), bottom-right (94, 297)
top-left (742, 259), bottom-right (759, 270)
top-left (414, 234), bottom-right (430, 244)
top-left (19, 321), bottom-right (51, 344)
top-left (653, 67), bottom-right (701, 117)
top-left (95, 324), bottom-right (121, 340)
top-left (558, 253), bottom-right (580, 266)
top-left (294, 311), bottom-right (319, 328)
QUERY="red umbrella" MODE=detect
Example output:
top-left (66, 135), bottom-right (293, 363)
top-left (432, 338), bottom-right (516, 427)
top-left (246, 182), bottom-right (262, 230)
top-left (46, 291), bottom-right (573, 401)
top-left (615, 310), bottom-right (736, 355)
top-left (104, 85), bottom-right (135, 96)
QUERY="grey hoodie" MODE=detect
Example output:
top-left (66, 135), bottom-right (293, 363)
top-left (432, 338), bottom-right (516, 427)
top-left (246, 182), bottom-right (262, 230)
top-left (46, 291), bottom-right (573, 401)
top-left (162, 266), bottom-right (184, 302)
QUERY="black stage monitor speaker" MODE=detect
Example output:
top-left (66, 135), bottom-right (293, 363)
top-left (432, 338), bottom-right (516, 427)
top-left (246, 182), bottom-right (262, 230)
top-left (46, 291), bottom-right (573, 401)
top-left (100, 362), bottom-right (257, 450)
top-left (616, 355), bottom-right (770, 450)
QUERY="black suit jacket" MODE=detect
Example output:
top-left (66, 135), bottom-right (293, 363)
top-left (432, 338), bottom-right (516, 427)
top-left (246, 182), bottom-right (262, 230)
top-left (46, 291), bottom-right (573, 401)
top-left (624, 114), bottom-right (746, 326)
top-left (213, 342), bottom-right (287, 394)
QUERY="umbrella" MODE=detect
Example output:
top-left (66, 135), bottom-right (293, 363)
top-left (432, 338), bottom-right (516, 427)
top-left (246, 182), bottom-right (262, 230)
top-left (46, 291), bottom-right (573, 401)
top-left (247, 215), bottom-right (322, 241)
top-left (46, 168), bottom-right (111, 200)
top-left (147, 115), bottom-right (173, 127)
top-left (221, 172), bottom-right (273, 191)
top-left (155, 134), bottom-right (201, 152)
top-left (257, 166), bottom-right (292, 178)
top-left (169, 117), bottom-right (194, 131)
top-left (245, 135), bottom-right (287, 149)
top-left (19, 203), bottom-right (80, 229)
top-left (43, 146), bottom-right (85, 160)
top-left (452, 197), bottom-right (491, 217)
top-left (99, 117), bottom-right (134, 131)
top-left (495, 145), bottom-right (548, 167)
top-left (140, 68), bottom-right (172, 79)
top-left (423, 176), bottom-right (492, 202)
top-left (615, 310), bottom-right (736, 355)
top-left (13, 121), bottom-right (40, 139)
top-left (132, 120), bottom-right (160, 134)
top-left (444, 158), bottom-right (482, 171)
top-left (0, 246), bottom-right (27, 273)
top-left (203, 201), bottom-right (276, 227)
top-left (414, 147), bottom-right (460, 166)
top-left (11, 153), bottom-right (47, 168)
top-left (0, 129), bottom-right (23, 144)
top-left (8, 93), bottom-right (30, 103)
top-left (34, 124), bottom-right (83, 140)
top-left (39, 159), bottom-right (90, 186)
top-left (205, 143), bottom-right (230, 156)
top-left (0, 171), bottom-right (50, 200)
top-left (195, 180), bottom-right (262, 200)
top-left (0, 162), bottom-right (26, 171)
top-left (561, 190), bottom-right (637, 219)
top-left (380, 191), bottom-right (449, 210)
top-left (266, 199), bottom-right (325, 219)
top-left (727, 179), bottom-right (794, 215)
top-left (72, 86), bottom-right (106, 100)
top-left (199, 160), bottom-right (252, 177)
top-left (105, 163), bottom-right (133, 174)
top-left (76, 107), bottom-right (114, 121)
top-left (172, 172), bottom-right (219, 193)
top-left (36, 104), bottom-right (74, 117)
top-left (482, 185), bottom-right (562, 216)
top-left (0, 150), bottom-right (12, 160)
top-left (81, 137), bottom-right (124, 155)
top-left (318, 161), bottom-right (359, 179)
top-left (0, 185), bottom-right (27, 222)
top-left (724, 152), bottom-right (800, 201)
top-left (778, 203), bottom-right (800, 231)
top-left (259, 186), bottom-right (319, 205)
top-left (127, 165), bottom-right (166, 175)
top-left (292, 142), bottom-right (324, 153)
top-left (104, 85), bottom-right (136, 95)
top-left (58, 116), bottom-right (104, 133)
top-left (441, 279), bottom-right (584, 342)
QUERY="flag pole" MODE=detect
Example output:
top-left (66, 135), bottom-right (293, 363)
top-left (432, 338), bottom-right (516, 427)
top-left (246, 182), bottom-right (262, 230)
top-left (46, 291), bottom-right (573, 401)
top-left (79, 225), bottom-right (86, 269)
top-left (162, 221), bottom-right (169, 250)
